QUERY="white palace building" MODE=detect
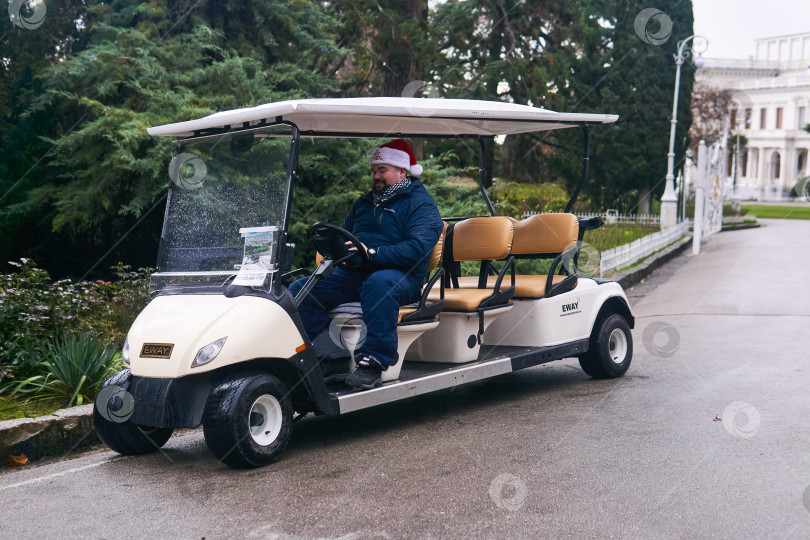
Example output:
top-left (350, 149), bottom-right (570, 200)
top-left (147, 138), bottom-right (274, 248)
top-left (697, 32), bottom-right (810, 200)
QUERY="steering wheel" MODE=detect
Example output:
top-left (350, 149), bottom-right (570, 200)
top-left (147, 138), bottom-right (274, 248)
top-left (309, 222), bottom-right (369, 270)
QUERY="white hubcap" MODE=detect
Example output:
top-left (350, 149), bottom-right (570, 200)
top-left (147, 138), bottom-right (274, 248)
top-left (248, 395), bottom-right (282, 446)
top-left (608, 328), bottom-right (628, 364)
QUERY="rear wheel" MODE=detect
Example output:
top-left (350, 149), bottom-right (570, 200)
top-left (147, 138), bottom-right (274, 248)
top-left (94, 369), bottom-right (174, 455)
top-left (579, 313), bottom-right (633, 378)
top-left (202, 372), bottom-right (293, 468)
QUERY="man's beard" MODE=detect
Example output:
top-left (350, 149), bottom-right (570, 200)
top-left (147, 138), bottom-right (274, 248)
top-left (373, 179), bottom-right (386, 192)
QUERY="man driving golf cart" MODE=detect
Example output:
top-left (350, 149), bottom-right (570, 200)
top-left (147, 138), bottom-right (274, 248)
top-left (289, 139), bottom-right (443, 390)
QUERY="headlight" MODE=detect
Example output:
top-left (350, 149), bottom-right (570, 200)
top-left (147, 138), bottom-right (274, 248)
top-left (191, 337), bottom-right (227, 368)
top-left (122, 338), bottom-right (130, 366)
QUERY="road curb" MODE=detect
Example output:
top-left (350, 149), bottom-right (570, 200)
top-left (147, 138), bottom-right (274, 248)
top-left (1, 235), bottom-right (696, 464)
top-left (609, 234), bottom-right (693, 290)
top-left (0, 404), bottom-right (100, 464)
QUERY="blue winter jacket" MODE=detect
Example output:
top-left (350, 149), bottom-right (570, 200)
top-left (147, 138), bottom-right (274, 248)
top-left (341, 179), bottom-right (444, 283)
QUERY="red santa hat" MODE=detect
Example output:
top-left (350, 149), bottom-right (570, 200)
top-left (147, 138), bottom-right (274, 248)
top-left (369, 139), bottom-right (423, 177)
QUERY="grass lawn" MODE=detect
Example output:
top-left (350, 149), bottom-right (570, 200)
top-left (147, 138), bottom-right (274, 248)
top-left (742, 205), bottom-right (810, 220)
top-left (0, 396), bottom-right (66, 422)
top-left (583, 223), bottom-right (659, 252)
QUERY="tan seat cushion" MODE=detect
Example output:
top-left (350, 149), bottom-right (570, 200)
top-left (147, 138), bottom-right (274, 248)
top-left (457, 274), bottom-right (569, 298)
top-left (397, 307), bottom-right (417, 323)
top-left (426, 287), bottom-right (499, 311)
top-left (427, 222), bottom-right (448, 274)
top-left (452, 217), bottom-right (514, 261)
top-left (511, 213), bottom-right (578, 255)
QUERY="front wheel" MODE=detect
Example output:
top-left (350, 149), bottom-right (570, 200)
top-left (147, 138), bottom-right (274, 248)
top-left (94, 368), bottom-right (174, 455)
top-left (579, 313), bottom-right (633, 378)
top-left (202, 372), bottom-right (293, 468)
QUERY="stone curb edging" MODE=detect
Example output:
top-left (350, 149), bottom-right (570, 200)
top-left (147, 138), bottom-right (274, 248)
top-left (609, 234), bottom-right (693, 290)
top-left (0, 235), bottom-right (696, 464)
top-left (0, 404), bottom-right (99, 464)
top-left (721, 223), bottom-right (761, 232)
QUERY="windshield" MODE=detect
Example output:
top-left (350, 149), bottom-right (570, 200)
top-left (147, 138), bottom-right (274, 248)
top-left (151, 124), bottom-right (295, 292)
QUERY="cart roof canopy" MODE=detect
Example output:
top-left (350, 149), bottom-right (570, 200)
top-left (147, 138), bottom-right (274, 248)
top-left (147, 97), bottom-right (618, 139)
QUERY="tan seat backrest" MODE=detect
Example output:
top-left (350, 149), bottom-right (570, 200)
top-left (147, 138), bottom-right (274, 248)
top-left (511, 213), bottom-right (578, 255)
top-left (427, 222), bottom-right (448, 273)
top-left (452, 217), bottom-right (514, 262)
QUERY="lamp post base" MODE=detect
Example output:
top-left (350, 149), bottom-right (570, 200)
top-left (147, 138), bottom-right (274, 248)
top-left (660, 201), bottom-right (678, 229)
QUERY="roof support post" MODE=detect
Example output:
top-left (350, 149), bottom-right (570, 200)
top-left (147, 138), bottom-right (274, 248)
top-left (564, 126), bottom-right (590, 213)
top-left (478, 137), bottom-right (496, 216)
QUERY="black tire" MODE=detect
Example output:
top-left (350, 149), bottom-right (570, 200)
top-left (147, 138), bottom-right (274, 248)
top-left (202, 371), bottom-right (293, 469)
top-left (94, 368), bottom-right (174, 455)
top-left (579, 313), bottom-right (633, 379)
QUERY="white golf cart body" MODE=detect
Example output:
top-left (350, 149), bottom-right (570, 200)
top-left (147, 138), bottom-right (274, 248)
top-left (95, 97), bottom-right (633, 468)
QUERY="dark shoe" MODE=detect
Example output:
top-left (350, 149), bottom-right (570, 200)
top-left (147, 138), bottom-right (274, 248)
top-left (321, 359), bottom-right (349, 385)
top-left (345, 355), bottom-right (384, 390)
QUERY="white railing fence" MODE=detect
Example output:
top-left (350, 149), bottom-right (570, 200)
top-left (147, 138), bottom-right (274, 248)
top-left (599, 220), bottom-right (690, 277)
top-left (523, 210), bottom-right (662, 226)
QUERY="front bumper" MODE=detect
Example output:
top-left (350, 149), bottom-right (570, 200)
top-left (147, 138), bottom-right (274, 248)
top-left (129, 373), bottom-right (211, 429)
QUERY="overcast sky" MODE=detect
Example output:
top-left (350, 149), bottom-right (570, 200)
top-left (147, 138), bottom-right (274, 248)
top-left (693, 0), bottom-right (810, 59)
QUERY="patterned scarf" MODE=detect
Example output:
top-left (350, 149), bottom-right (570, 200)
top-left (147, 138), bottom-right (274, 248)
top-left (372, 177), bottom-right (411, 207)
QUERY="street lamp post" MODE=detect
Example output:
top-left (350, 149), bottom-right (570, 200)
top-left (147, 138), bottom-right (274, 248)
top-left (661, 34), bottom-right (707, 230)
top-left (732, 115), bottom-right (742, 207)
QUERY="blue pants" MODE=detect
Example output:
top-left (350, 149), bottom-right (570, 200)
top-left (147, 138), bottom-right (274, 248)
top-left (289, 268), bottom-right (422, 368)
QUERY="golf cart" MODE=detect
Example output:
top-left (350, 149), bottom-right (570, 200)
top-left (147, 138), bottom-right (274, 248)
top-left (93, 98), bottom-right (634, 468)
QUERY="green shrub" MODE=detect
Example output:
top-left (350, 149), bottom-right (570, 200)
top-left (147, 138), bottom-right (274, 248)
top-left (491, 181), bottom-right (570, 215)
top-left (0, 259), bottom-right (152, 382)
top-left (4, 334), bottom-right (122, 407)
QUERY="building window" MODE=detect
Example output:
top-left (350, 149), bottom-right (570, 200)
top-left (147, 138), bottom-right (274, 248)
top-left (744, 108), bottom-right (752, 129)
top-left (742, 150), bottom-right (748, 177)
top-left (776, 107), bottom-right (783, 129)
top-left (798, 106), bottom-right (807, 130)
top-left (760, 108), bottom-right (767, 130)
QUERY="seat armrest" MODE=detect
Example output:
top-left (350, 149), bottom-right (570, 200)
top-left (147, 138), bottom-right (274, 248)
top-left (546, 244), bottom-right (579, 292)
top-left (578, 216), bottom-right (604, 232)
top-left (400, 268), bottom-right (444, 323)
top-left (480, 256), bottom-right (515, 308)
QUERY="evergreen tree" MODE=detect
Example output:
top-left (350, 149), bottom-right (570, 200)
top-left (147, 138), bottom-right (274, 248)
top-left (1, 0), bottom-right (92, 262)
top-left (552, 0), bottom-right (696, 213)
top-left (429, 0), bottom-right (591, 188)
top-left (1, 0), bottom-right (344, 277)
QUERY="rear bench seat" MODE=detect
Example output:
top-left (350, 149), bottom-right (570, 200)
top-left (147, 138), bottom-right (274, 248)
top-left (427, 216), bottom-right (515, 310)
top-left (457, 213), bottom-right (580, 298)
top-left (406, 216), bottom-right (515, 363)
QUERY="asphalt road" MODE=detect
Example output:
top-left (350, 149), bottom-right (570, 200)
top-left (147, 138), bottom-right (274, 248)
top-left (2, 218), bottom-right (809, 539)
